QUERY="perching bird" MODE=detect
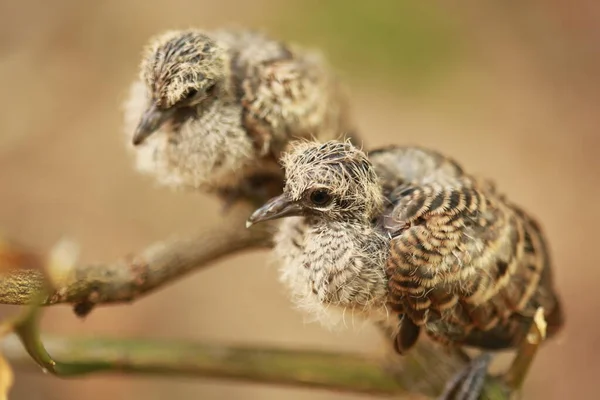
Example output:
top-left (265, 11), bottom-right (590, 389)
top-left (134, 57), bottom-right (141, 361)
top-left (246, 140), bottom-right (564, 399)
top-left (123, 28), bottom-right (355, 204)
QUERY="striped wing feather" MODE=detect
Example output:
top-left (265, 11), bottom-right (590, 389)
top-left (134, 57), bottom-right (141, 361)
top-left (385, 181), bottom-right (563, 351)
top-left (239, 51), bottom-right (347, 158)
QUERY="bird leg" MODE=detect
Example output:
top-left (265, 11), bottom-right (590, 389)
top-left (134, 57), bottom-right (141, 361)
top-left (393, 316), bottom-right (421, 354)
top-left (437, 307), bottom-right (549, 399)
top-left (436, 352), bottom-right (492, 400)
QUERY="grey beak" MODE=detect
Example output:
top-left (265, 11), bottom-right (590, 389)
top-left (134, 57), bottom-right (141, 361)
top-left (132, 103), bottom-right (175, 145)
top-left (246, 194), bottom-right (303, 228)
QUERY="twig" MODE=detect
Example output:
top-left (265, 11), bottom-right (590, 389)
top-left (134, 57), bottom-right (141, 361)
top-left (0, 202), bottom-right (272, 313)
top-left (1, 333), bottom-right (508, 398)
top-left (2, 289), bottom-right (510, 399)
top-left (503, 307), bottom-right (547, 390)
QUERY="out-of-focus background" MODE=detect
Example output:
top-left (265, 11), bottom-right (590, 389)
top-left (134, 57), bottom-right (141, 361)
top-left (1, 1), bottom-right (598, 399)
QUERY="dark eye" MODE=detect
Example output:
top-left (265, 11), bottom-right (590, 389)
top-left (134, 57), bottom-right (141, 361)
top-left (309, 189), bottom-right (332, 206)
top-left (183, 88), bottom-right (198, 100)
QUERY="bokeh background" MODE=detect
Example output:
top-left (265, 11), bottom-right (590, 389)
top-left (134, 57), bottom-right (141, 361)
top-left (1, 1), bottom-right (599, 399)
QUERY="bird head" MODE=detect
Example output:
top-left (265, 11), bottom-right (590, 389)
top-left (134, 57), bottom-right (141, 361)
top-left (132, 29), bottom-right (228, 145)
top-left (247, 140), bottom-right (384, 226)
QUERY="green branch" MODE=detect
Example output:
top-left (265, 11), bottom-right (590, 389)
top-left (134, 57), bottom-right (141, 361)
top-left (2, 332), bottom-right (511, 398)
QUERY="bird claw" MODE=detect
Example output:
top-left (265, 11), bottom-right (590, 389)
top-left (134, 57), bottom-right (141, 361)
top-left (437, 353), bottom-right (492, 400)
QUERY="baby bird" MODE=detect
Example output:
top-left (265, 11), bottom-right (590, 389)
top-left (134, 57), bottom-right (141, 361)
top-left (249, 140), bottom-right (391, 329)
top-left (123, 28), bottom-right (355, 204)
top-left (247, 140), bottom-right (563, 399)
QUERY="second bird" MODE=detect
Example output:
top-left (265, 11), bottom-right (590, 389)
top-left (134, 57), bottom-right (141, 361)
top-left (246, 140), bottom-right (564, 398)
top-left (123, 28), bottom-right (355, 204)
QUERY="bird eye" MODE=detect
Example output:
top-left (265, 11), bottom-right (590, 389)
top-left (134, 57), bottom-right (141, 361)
top-left (183, 88), bottom-right (198, 100)
top-left (309, 189), bottom-right (332, 206)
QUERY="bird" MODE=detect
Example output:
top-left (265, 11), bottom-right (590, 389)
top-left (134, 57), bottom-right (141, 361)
top-left (246, 140), bottom-right (564, 399)
top-left (122, 28), bottom-right (356, 205)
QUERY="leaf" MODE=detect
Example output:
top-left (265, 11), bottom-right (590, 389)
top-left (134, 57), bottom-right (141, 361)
top-left (0, 353), bottom-right (13, 400)
top-left (0, 315), bottom-right (17, 400)
top-left (0, 235), bottom-right (53, 400)
top-left (0, 235), bottom-right (43, 274)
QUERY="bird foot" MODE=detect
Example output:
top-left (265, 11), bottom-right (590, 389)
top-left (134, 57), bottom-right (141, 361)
top-left (437, 353), bottom-right (492, 400)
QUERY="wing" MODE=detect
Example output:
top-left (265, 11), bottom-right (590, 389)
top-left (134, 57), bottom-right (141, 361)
top-left (238, 49), bottom-right (351, 158)
top-left (369, 146), bottom-right (466, 189)
top-left (385, 180), bottom-right (563, 351)
top-left (383, 182), bottom-right (484, 352)
top-left (368, 146), bottom-right (502, 199)
top-left (460, 202), bottom-right (564, 349)
top-left (385, 182), bottom-right (493, 316)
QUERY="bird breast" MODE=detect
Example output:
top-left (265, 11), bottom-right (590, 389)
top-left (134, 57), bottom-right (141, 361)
top-left (123, 81), bottom-right (258, 191)
top-left (274, 217), bottom-right (389, 329)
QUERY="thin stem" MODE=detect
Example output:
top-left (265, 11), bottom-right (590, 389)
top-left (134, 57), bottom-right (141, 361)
top-left (1, 333), bottom-right (509, 398)
top-left (0, 202), bottom-right (272, 313)
top-left (503, 307), bottom-right (547, 390)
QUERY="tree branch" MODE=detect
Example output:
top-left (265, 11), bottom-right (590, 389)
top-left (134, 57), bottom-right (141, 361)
top-left (1, 333), bottom-right (508, 398)
top-left (0, 202), bottom-right (272, 313)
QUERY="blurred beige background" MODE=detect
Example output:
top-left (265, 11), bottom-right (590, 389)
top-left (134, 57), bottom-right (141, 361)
top-left (1, 1), bottom-right (599, 399)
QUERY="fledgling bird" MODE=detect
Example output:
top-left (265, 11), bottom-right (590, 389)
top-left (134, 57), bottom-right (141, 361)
top-left (247, 140), bottom-right (564, 399)
top-left (123, 28), bottom-right (355, 204)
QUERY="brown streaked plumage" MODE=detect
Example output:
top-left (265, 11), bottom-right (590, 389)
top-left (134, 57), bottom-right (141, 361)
top-left (247, 140), bottom-right (563, 398)
top-left (384, 182), bottom-right (563, 354)
top-left (123, 28), bottom-right (355, 203)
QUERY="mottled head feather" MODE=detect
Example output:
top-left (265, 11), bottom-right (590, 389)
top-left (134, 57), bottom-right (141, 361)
top-left (281, 140), bottom-right (384, 220)
top-left (140, 29), bottom-right (229, 108)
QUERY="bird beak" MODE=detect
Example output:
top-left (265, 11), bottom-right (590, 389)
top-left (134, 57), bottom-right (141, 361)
top-left (132, 103), bottom-right (175, 145)
top-left (246, 194), bottom-right (303, 228)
